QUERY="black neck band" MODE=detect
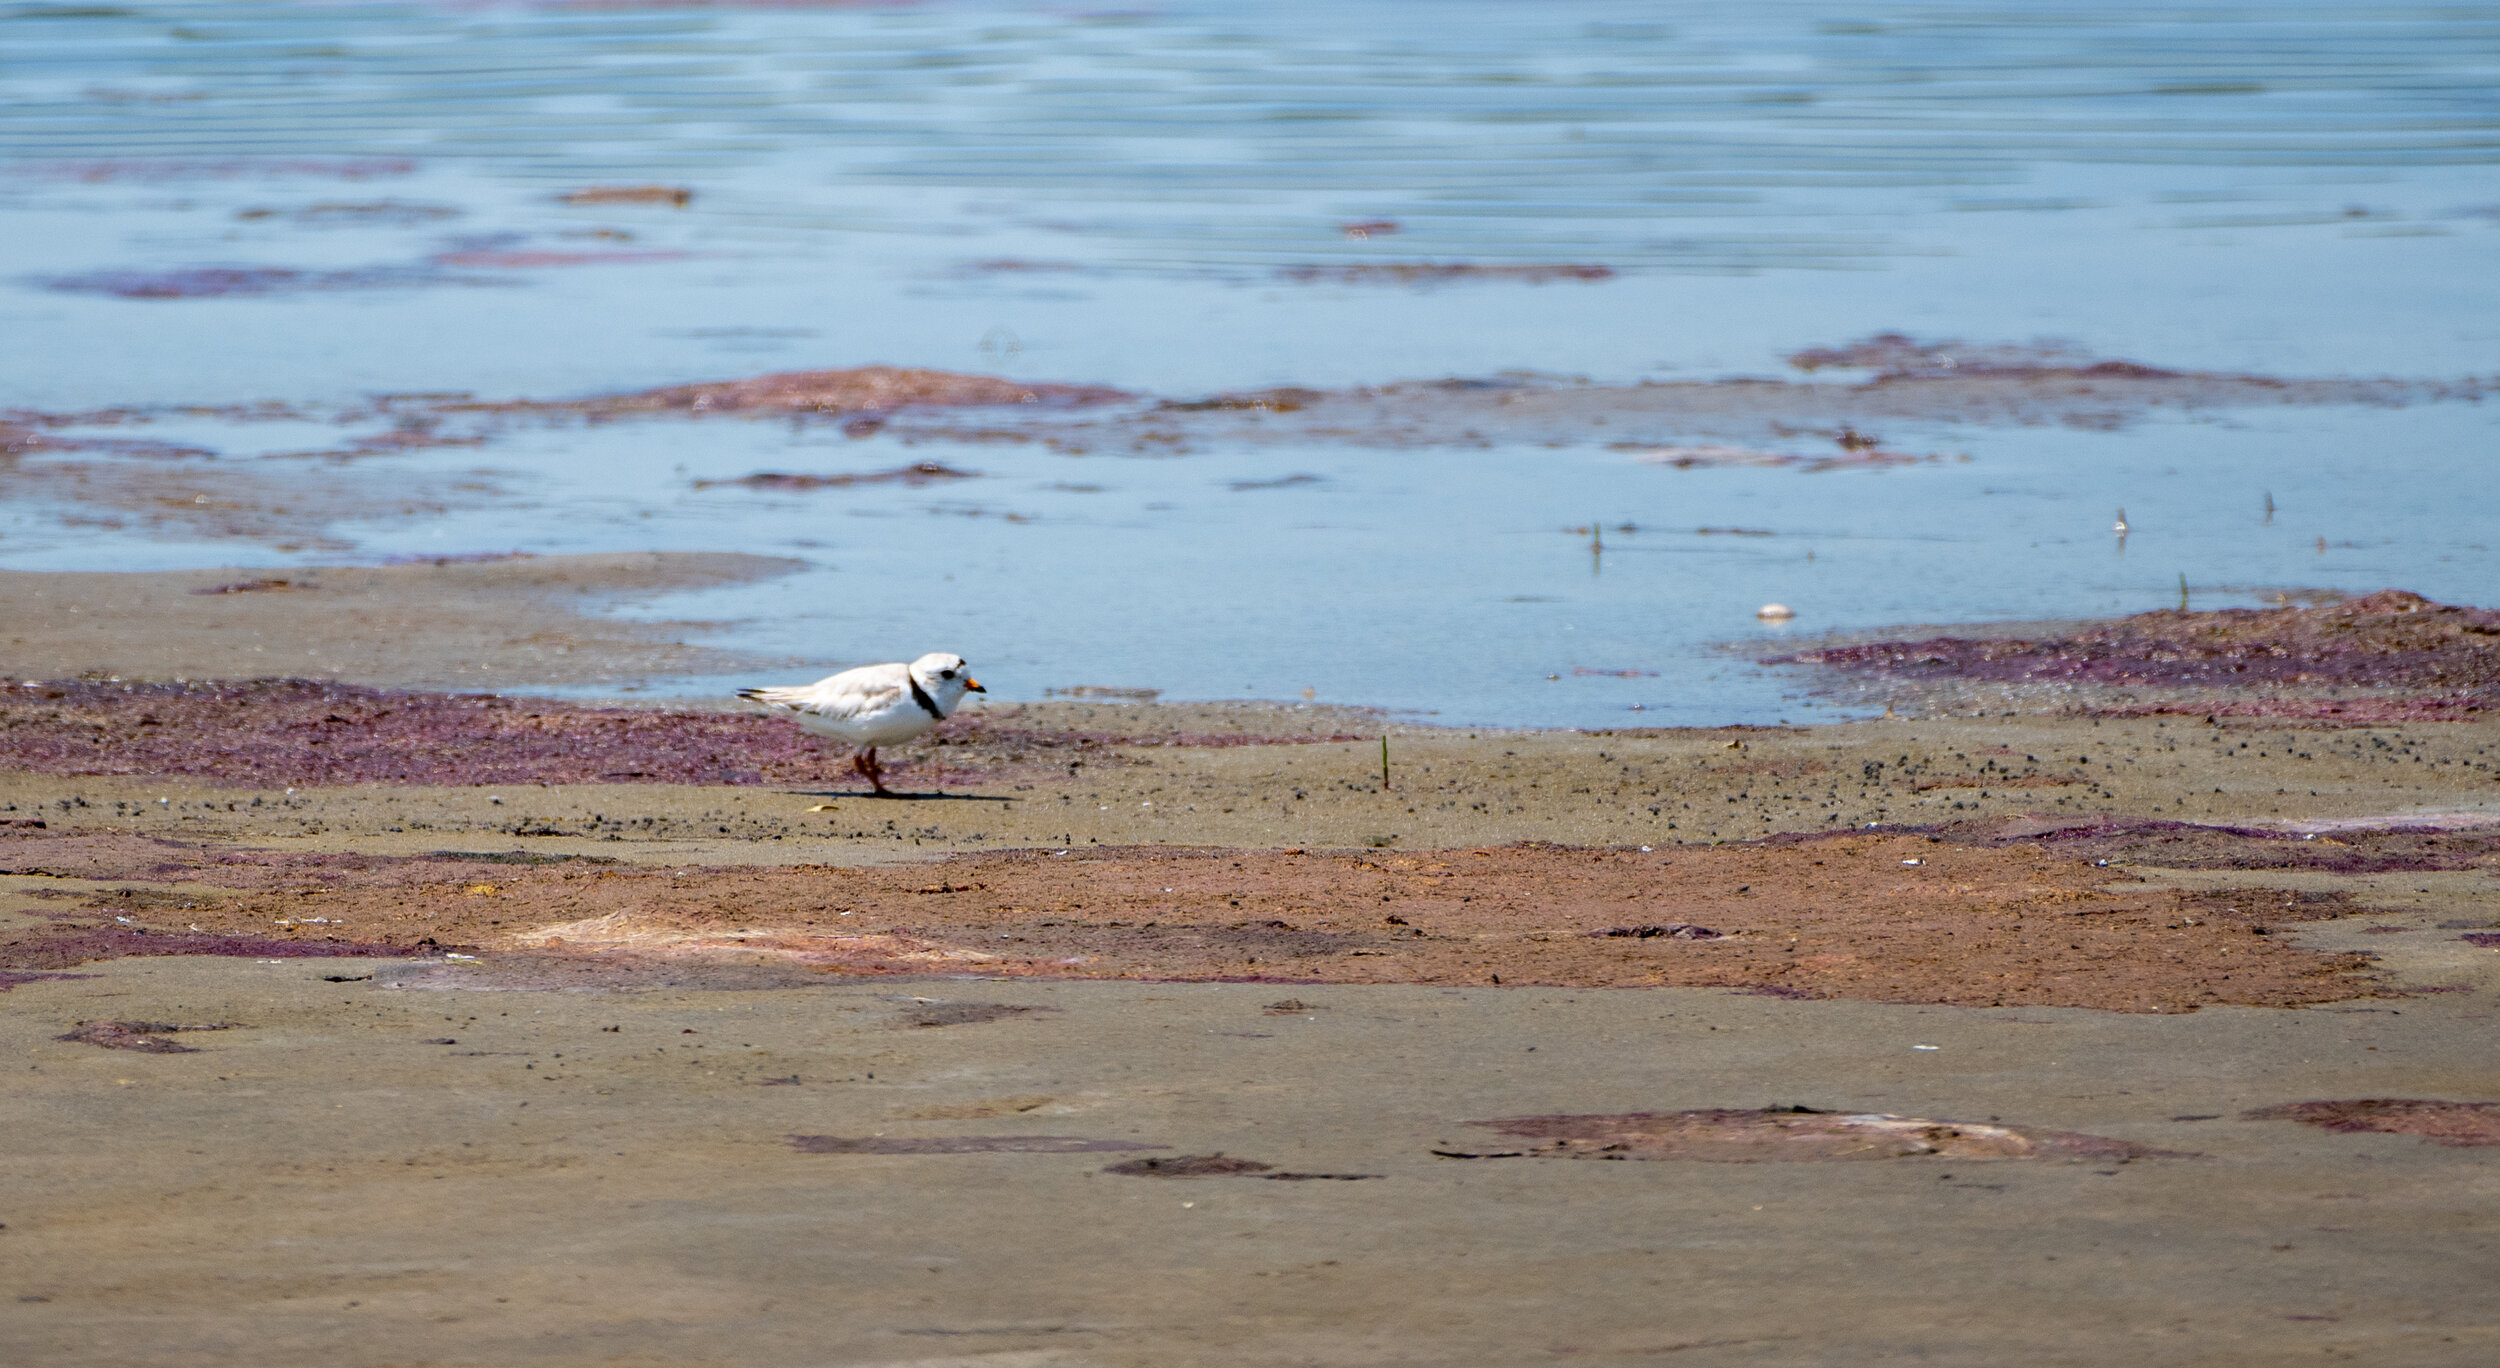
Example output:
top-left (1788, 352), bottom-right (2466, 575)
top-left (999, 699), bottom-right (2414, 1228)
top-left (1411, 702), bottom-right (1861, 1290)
top-left (907, 675), bottom-right (946, 721)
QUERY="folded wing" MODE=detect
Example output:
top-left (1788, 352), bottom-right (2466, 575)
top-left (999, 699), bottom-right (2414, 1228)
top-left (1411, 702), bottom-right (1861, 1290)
top-left (737, 665), bottom-right (907, 722)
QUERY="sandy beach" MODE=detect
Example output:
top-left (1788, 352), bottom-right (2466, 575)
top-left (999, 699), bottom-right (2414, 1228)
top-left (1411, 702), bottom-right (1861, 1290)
top-left (8, 569), bottom-right (2500, 1366)
top-left (11, 5), bottom-right (2500, 1361)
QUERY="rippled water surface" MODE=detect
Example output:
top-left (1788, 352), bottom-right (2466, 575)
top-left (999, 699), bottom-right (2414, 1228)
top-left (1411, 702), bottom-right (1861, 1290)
top-left (4, 1), bottom-right (2497, 724)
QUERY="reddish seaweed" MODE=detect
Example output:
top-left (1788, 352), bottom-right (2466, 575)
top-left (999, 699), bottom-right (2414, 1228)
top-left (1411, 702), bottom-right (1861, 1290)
top-left (1772, 591), bottom-right (2500, 712)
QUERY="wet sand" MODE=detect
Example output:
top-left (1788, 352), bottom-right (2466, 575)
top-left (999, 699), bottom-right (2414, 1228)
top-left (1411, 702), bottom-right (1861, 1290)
top-left (9, 599), bottom-right (2500, 1364)
top-left (0, 552), bottom-right (802, 689)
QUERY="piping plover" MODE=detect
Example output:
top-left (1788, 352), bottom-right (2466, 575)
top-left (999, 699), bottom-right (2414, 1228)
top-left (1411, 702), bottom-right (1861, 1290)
top-left (737, 652), bottom-right (984, 795)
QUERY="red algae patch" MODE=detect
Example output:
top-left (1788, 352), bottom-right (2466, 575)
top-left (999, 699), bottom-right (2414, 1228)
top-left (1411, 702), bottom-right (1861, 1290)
top-left (2243, 1099), bottom-right (2500, 1147)
top-left (1773, 590), bottom-right (2500, 719)
top-left (36, 836), bottom-right (2397, 1011)
top-left (1445, 1108), bottom-right (2175, 1162)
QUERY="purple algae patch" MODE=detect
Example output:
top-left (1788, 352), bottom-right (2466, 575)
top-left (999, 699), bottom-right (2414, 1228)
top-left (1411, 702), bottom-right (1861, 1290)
top-left (1770, 590), bottom-right (2500, 713)
top-left (0, 677), bottom-right (1367, 787)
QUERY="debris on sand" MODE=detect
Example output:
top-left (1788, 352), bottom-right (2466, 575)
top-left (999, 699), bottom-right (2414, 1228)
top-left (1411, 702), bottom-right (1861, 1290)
top-left (2243, 1099), bottom-right (2500, 1147)
top-left (1103, 1153), bottom-right (1275, 1177)
top-left (188, 578), bottom-right (302, 596)
top-left (895, 1002), bottom-right (1047, 1029)
top-left (56, 1020), bottom-right (236, 1053)
top-left (1103, 1153), bottom-right (1381, 1180)
top-left (1443, 1107), bottom-right (2178, 1162)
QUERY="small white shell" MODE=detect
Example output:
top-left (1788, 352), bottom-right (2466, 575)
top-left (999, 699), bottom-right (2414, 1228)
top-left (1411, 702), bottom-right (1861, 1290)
top-left (1756, 603), bottom-right (1796, 621)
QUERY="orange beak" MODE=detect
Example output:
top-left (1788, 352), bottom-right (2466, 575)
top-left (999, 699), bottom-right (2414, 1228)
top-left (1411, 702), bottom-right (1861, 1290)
top-left (965, 677), bottom-right (986, 693)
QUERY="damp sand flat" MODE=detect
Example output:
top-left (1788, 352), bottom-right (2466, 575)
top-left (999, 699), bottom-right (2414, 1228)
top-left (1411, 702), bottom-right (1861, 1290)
top-left (8, 961), bottom-right (2500, 1368)
top-left (7, 708), bottom-right (2500, 1363)
top-left (0, 553), bottom-right (800, 690)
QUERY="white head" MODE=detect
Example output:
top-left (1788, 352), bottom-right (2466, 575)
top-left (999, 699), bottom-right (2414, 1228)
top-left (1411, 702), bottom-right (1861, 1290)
top-left (908, 652), bottom-right (984, 715)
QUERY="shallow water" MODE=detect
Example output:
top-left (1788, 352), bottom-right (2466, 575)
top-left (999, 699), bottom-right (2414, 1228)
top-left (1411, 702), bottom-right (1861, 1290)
top-left (4, 0), bottom-right (2497, 725)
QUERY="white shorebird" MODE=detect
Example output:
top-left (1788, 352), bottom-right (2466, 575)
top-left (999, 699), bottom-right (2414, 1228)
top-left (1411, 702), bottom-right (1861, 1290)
top-left (737, 652), bottom-right (984, 796)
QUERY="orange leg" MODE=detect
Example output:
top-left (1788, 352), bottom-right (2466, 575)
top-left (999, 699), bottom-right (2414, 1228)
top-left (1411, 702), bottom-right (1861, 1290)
top-left (852, 747), bottom-right (893, 796)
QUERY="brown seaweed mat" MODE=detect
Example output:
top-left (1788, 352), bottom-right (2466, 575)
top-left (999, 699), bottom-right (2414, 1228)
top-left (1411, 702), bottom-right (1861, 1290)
top-left (4, 829), bottom-right (2396, 1012)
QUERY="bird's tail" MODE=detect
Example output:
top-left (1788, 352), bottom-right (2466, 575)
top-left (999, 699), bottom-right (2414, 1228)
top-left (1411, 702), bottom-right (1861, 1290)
top-left (740, 685), bottom-right (820, 715)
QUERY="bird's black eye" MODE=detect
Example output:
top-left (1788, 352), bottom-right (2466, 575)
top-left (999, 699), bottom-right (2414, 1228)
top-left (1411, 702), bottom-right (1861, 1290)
top-left (941, 669), bottom-right (955, 678)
